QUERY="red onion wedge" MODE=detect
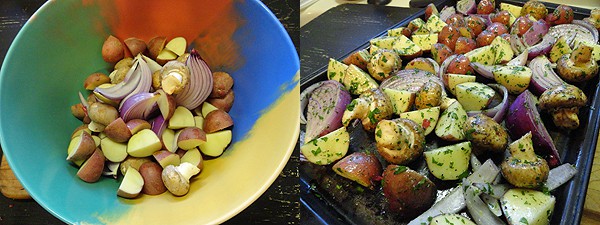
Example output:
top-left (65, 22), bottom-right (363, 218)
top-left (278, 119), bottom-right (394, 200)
top-left (527, 34), bottom-right (555, 60)
top-left (407, 186), bottom-right (466, 225)
top-left (383, 69), bottom-right (445, 94)
top-left (95, 55), bottom-right (151, 102)
top-left (510, 34), bottom-right (527, 54)
top-left (304, 80), bottom-right (351, 144)
top-left (119, 92), bottom-right (160, 122)
top-left (505, 90), bottom-right (560, 167)
top-left (175, 49), bottom-right (213, 110)
top-left (438, 54), bottom-right (458, 88)
top-left (572, 20), bottom-right (599, 43)
top-left (523, 19), bottom-right (550, 46)
top-left (470, 62), bottom-right (498, 80)
top-left (439, 6), bottom-right (456, 22)
top-left (473, 183), bottom-right (511, 199)
top-left (456, 0), bottom-right (476, 15)
top-left (528, 55), bottom-right (565, 95)
top-left (464, 184), bottom-right (506, 225)
top-left (545, 163), bottom-right (577, 191)
top-left (466, 84), bottom-right (508, 122)
top-left (506, 51), bottom-right (528, 66)
top-left (150, 114), bottom-right (167, 137)
top-left (548, 23), bottom-right (596, 44)
top-left (300, 81), bottom-right (325, 124)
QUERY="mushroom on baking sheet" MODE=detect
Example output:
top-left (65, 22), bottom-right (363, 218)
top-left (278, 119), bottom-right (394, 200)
top-left (538, 84), bottom-right (587, 130)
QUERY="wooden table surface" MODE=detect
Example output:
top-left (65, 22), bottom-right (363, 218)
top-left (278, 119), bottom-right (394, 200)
top-left (0, 0), bottom-right (299, 224)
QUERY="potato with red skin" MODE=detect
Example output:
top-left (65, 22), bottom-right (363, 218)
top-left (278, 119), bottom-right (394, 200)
top-left (431, 43), bottom-right (454, 65)
top-left (486, 22), bottom-right (509, 37)
top-left (476, 0), bottom-right (494, 14)
top-left (465, 16), bottom-right (487, 36)
top-left (454, 37), bottom-right (477, 54)
top-left (139, 162), bottom-right (167, 195)
top-left (438, 25), bottom-right (461, 51)
top-left (446, 54), bottom-right (474, 75)
top-left (207, 90), bottom-right (234, 112)
top-left (546, 5), bottom-right (574, 25)
top-left (342, 50), bottom-right (370, 71)
top-left (382, 165), bottom-right (436, 218)
top-left (476, 30), bottom-right (497, 47)
top-left (203, 109), bottom-right (234, 133)
top-left (521, 0), bottom-right (548, 20)
top-left (490, 10), bottom-right (512, 26)
top-left (102, 35), bottom-right (124, 63)
top-left (511, 16), bottom-right (534, 36)
top-left (424, 3), bottom-right (439, 21)
top-left (445, 14), bottom-right (465, 27)
top-left (332, 152), bottom-right (382, 190)
top-left (458, 27), bottom-right (476, 39)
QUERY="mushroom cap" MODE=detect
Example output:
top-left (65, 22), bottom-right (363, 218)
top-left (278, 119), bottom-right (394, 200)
top-left (375, 118), bottom-right (425, 165)
top-left (538, 84), bottom-right (587, 110)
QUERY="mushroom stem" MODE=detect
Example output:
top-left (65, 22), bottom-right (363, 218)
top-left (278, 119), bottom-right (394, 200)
top-left (507, 133), bottom-right (537, 161)
top-left (570, 44), bottom-right (593, 65)
top-left (551, 107), bottom-right (580, 130)
top-left (177, 162), bottom-right (201, 181)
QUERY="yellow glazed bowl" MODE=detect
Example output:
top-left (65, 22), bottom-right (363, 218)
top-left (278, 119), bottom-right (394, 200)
top-left (0, 0), bottom-right (299, 224)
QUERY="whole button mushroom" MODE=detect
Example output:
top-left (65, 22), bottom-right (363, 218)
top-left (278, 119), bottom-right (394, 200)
top-left (538, 84), bottom-right (587, 130)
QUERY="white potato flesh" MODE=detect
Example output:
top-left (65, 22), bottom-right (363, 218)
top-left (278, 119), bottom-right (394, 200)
top-left (491, 36), bottom-right (514, 64)
top-left (327, 58), bottom-right (348, 83)
top-left (398, 106), bottom-right (440, 136)
top-left (383, 88), bottom-right (415, 114)
top-left (429, 213), bottom-right (477, 225)
top-left (501, 188), bottom-right (555, 225)
top-left (435, 101), bottom-right (467, 141)
top-left (493, 65), bottom-right (532, 94)
top-left (446, 74), bottom-right (476, 96)
top-left (424, 141), bottom-right (471, 180)
top-left (465, 45), bottom-right (495, 66)
top-left (455, 82), bottom-right (495, 111)
top-left (301, 126), bottom-right (350, 165)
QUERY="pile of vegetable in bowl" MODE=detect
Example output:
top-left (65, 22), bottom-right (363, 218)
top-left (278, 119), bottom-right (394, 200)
top-left (300, 1), bottom-right (600, 224)
top-left (0, 0), bottom-right (299, 224)
top-left (68, 35), bottom-right (236, 198)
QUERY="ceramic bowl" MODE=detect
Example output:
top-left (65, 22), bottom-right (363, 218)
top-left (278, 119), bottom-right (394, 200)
top-left (0, 0), bottom-right (299, 224)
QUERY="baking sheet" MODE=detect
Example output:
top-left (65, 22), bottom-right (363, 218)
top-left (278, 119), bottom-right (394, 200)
top-left (299, 1), bottom-right (598, 224)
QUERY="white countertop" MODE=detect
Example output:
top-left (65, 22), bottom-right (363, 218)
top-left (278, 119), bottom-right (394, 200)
top-left (301, 0), bottom-right (600, 27)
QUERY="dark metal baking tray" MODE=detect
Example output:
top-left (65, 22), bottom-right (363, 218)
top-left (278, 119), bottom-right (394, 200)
top-left (299, 1), bottom-right (598, 225)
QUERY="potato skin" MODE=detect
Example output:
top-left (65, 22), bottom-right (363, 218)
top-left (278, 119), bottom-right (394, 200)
top-left (465, 16), bottom-right (487, 36)
top-left (547, 5), bottom-right (574, 25)
top-left (139, 162), bottom-right (167, 195)
top-left (477, 0), bottom-right (494, 14)
top-left (476, 30), bottom-right (496, 47)
top-left (207, 89), bottom-right (234, 112)
top-left (511, 16), bottom-right (534, 36)
top-left (446, 54), bottom-right (473, 75)
top-left (431, 43), bottom-right (454, 65)
top-left (382, 165), bottom-right (436, 218)
top-left (332, 152), bottom-right (382, 189)
top-left (490, 10), bottom-right (512, 26)
top-left (203, 109), bottom-right (234, 133)
top-left (445, 14), bottom-right (465, 27)
top-left (414, 81), bottom-right (442, 110)
top-left (486, 22), bottom-right (509, 36)
top-left (464, 114), bottom-right (509, 155)
top-left (210, 72), bottom-right (234, 98)
top-left (438, 25), bottom-right (461, 51)
top-left (454, 37), bottom-right (476, 55)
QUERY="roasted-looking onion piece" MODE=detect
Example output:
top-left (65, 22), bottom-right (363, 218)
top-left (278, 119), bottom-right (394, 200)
top-left (375, 118), bottom-right (425, 165)
top-left (538, 84), bottom-right (587, 130)
top-left (501, 132), bottom-right (549, 188)
top-left (342, 88), bottom-right (393, 132)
